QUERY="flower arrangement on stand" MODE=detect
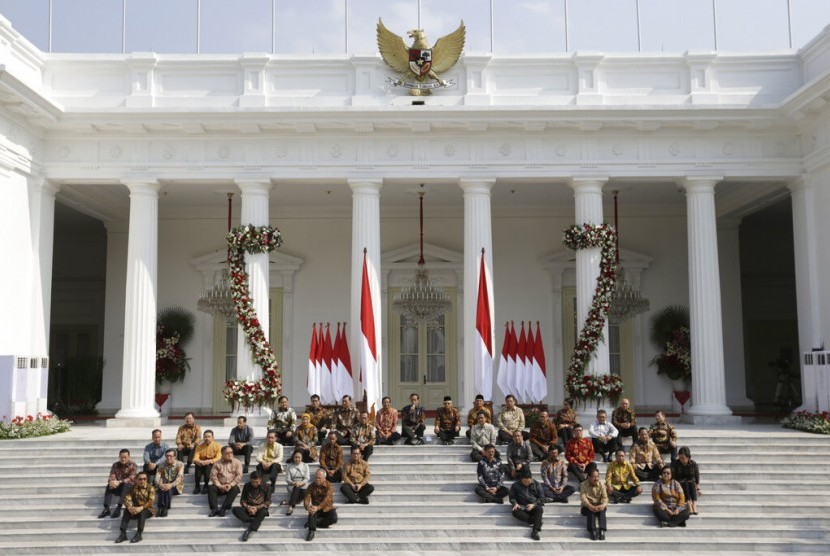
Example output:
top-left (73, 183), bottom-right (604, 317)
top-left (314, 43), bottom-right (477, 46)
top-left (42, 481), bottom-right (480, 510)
top-left (223, 224), bottom-right (284, 411)
top-left (648, 306), bottom-right (691, 384)
top-left (562, 223), bottom-right (624, 406)
top-left (156, 306), bottom-right (195, 385)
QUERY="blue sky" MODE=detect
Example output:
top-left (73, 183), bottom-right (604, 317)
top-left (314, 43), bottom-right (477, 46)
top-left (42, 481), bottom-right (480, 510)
top-left (0, 0), bottom-right (828, 54)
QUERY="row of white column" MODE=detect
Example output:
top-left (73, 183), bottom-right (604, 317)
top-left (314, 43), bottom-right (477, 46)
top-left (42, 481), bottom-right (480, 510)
top-left (106, 175), bottom-right (735, 424)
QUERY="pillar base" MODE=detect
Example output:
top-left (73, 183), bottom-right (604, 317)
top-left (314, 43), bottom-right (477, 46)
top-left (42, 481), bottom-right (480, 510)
top-left (106, 416), bottom-right (163, 428)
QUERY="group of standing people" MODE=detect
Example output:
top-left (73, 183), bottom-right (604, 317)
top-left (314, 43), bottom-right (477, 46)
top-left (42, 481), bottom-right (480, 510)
top-left (98, 394), bottom-right (700, 543)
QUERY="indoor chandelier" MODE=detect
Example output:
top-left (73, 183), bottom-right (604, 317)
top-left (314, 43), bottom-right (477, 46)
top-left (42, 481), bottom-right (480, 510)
top-left (197, 193), bottom-right (237, 324)
top-left (393, 184), bottom-right (451, 328)
top-left (608, 190), bottom-right (650, 323)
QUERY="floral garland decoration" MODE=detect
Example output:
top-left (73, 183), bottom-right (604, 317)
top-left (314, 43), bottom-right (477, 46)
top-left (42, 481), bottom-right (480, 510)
top-left (562, 223), bottom-right (625, 403)
top-left (223, 224), bottom-right (284, 411)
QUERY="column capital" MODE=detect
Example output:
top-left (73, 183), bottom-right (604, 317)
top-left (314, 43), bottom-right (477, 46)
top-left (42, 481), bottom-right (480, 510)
top-left (680, 176), bottom-right (723, 193)
top-left (348, 179), bottom-right (383, 195)
top-left (458, 178), bottom-right (496, 194)
top-left (235, 178), bottom-right (274, 194)
top-left (568, 176), bottom-right (608, 193)
top-left (121, 179), bottom-right (161, 195)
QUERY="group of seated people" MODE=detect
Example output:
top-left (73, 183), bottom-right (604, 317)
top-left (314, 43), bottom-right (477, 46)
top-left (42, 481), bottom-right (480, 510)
top-left (98, 394), bottom-right (700, 543)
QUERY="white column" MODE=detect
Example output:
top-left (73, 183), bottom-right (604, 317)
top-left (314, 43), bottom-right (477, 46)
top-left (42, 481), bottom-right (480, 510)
top-left (111, 180), bottom-right (161, 425)
top-left (460, 179), bottom-right (495, 407)
top-left (789, 176), bottom-right (823, 411)
top-left (235, 179), bottom-right (273, 380)
top-left (28, 177), bottom-right (59, 356)
top-left (569, 178), bottom-right (610, 377)
top-left (681, 177), bottom-right (736, 422)
top-left (549, 270), bottom-right (565, 407)
top-left (349, 180), bottom-right (383, 404)
top-left (281, 270), bottom-right (295, 397)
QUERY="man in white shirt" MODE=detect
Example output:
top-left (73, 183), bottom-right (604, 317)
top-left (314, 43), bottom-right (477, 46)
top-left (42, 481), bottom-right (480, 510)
top-left (588, 409), bottom-right (620, 463)
top-left (469, 411), bottom-right (499, 462)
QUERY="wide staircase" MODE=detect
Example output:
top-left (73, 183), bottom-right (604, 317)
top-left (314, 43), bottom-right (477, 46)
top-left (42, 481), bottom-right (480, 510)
top-left (1, 423), bottom-right (829, 554)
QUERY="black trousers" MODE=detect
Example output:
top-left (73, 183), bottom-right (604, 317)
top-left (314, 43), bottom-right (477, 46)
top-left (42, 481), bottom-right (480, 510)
top-left (351, 444), bottom-right (373, 460)
top-left (207, 485), bottom-right (240, 510)
top-left (307, 508), bottom-right (337, 531)
top-left (334, 431), bottom-right (352, 446)
top-left (497, 429), bottom-right (529, 444)
top-left (470, 449), bottom-right (500, 462)
top-left (581, 506), bottom-right (607, 531)
top-left (530, 443), bottom-right (562, 461)
top-left (156, 487), bottom-right (179, 509)
top-left (256, 462), bottom-right (282, 487)
top-left (103, 483), bottom-right (130, 508)
top-left (322, 468), bottom-right (342, 483)
top-left (609, 485), bottom-right (640, 503)
top-left (513, 505), bottom-right (543, 531)
top-left (568, 462), bottom-right (589, 483)
top-left (232, 445), bottom-right (254, 468)
top-left (592, 437), bottom-right (621, 459)
top-left (402, 423), bottom-right (425, 444)
top-left (558, 426), bottom-right (573, 445)
top-left (276, 430), bottom-right (295, 446)
top-left (543, 484), bottom-right (575, 502)
top-left (287, 485), bottom-right (306, 507)
top-left (177, 447), bottom-right (195, 469)
top-left (617, 425), bottom-right (637, 446)
top-left (232, 507), bottom-right (268, 531)
top-left (437, 429), bottom-right (459, 443)
top-left (474, 485), bottom-right (508, 503)
top-left (635, 465), bottom-right (661, 482)
top-left (654, 505), bottom-right (690, 526)
top-left (657, 445), bottom-right (678, 462)
top-left (340, 483), bottom-right (374, 503)
top-left (119, 508), bottom-right (152, 532)
top-left (193, 463), bottom-right (214, 487)
top-left (289, 448), bottom-right (316, 464)
top-left (678, 480), bottom-right (698, 502)
top-left (142, 462), bottom-right (159, 482)
top-left (377, 432), bottom-right (401, 445)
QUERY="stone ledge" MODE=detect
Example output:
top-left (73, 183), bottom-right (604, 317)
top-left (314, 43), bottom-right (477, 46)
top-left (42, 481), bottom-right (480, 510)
top-left (105, 417), bottom-right (163, 428)
top-left (680, 414), bottom-right (743, 425)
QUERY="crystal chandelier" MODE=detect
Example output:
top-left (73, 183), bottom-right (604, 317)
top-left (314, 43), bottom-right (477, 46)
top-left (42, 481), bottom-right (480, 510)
top-left (608, 191), bottom-right (650, 323)
top-left (197, 193), bottom-right (237, 324)
top-left (393, 185), bottom-right (452, 329)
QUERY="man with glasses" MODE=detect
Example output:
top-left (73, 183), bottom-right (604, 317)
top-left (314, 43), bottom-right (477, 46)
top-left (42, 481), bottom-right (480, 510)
top-left (229, 415), bottom-right (255, 474)
top-left (142, 429), bottom-right (168, 484)
top-left (175, 412), bottom-right (201, 474)
top-left (98, 449), bottom-right (137, 519)
top-left (154, 449), bottom-right (183, 517)
top-left (233, 471), bottom-right (272, 542)
top-left (400, 392), bottom-right (426, 445)
top-left (207, 446), bottom-right (243, 517)
top-left (114, 472), bottom-right (155, 544)
top-left (434, 396), bottom-right (461, 445)
top-left (333, 395), bottom-right (359, 446)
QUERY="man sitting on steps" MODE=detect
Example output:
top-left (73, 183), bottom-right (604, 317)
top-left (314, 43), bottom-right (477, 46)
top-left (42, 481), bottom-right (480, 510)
top-left (565, 425), bottom-right (596, 482)
top-left (606, 449), bottom-right (642, 503)
top-left (400, 392), bottom-right (426, 445)
top-left (175, 412), bottom-right (201, 474)
top-left (98, 449), bottom-right (137, 519)
top-left (319, 431), bottom-right (344, 484)
top-left (114, 472), bottom-right (155, 544)
top-left (509, 466), bottom-right (545, 541)
top-left (630, 427), bottom-right (664, 482)
top-left (466, 394), bottom-right (492, 438)
top-left (142, 429), bottom-right (168, 484)
top-left (233, 471), bottom-right (272, 542)
top-left (255, 431), bottom-right (284, 494)
top-left (469, 410), bottom-right (499, 462)
top-left (340, 446), bottom-right (375, 504)
top-left (649, 411), bottom-right (679, 463)
top-left (229, 415), bottom-right (255, 474)
top-left (154, 449), bottom-right (183, 517)
top-left (474, 444), bottom-right (508, 503)
top-left (304, 469), bottom-right (338, 542)
top-left (497, 395), bottom-right (526, 444)
top-left (434, 396), bottom-right (461, 445)
top-left (192, 430), bottom-right (221, 494)
top-left (207, 446), bottom-right (243, 517)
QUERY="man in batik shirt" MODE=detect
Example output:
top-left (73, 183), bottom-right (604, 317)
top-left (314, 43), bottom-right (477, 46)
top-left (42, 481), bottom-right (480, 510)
top-left (114, 472), bottom-right (155, 544)
top-left (268, 396), bottom-right (297, 445)
top-left (497, 395), bottom-right (526, 444)
top-left (475, 444), bottom-right (508, 503)
top-left (434, 396), bottom-right (461, 445)
top-left (630, 427), bottom-right (664, 481)
top-left (466, 394), bottom-right (492, 438)
top-left (154, 449), bottom-right (183, 517)
top-left (375, 396), bottom-right (401, 445)
top-left (649, 411), bottom-right (678, 462)
top-left (566, 425), bottom-right (596, 482)
top-left (207, 446), bottom-right (243, 517)
top-left (470, 410), bottom-right (499, 462)
top-left (255, 431), bottom-right (284, 493)
top-left (350, 411), bottom-right (377, 460)
top-left (605, 449), bottom-right (642, 503)
top-left (400, 392), bottom-right (426, 445)
top-left (304, 469), bottom-right (338, 541)
top-left (175, 412), bottom-right (201, 474)
top-left (333, 395), bottom-right (359, 445)
top-left (319, 431), bottom-right (344, 483)
top-left (540, 447), bottom-right (575, 503)
top-left (233, 471), bottom-right (272, 542)
top-left (307, 394), bottom-right (332, 443)
top-left (340, 446), bottom-right (374, 504)
top-left (529, 410), bottom-right (559, 461)
top-left (98, 449), bottom-right (137, 519)
top-left (612, 398), bottom-right (637, 450)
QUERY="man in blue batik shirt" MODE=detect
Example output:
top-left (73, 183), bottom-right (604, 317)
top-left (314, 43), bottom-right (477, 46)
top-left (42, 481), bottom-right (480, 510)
top-left (143, 429), bottom-right (169, 483)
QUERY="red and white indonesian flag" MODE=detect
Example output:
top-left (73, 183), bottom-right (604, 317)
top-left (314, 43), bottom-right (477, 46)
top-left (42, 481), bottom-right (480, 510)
top-left (360, 252), bottom-right (381, 414)
top-left (531, 322), bottom-right (548, 403)
top-left (506, 321), bottom-right (519, 399)
top-left (523, 323), bottom-right (535, 403)
top-left (320, 324), bottom-right (336, 404)
top-left (307, 323), bottom-right (320, 397)
top-left (496, 322), bottom-right (511, 398)
top-left (333, 323), bottom-right (355, 400)
top-left (515, 322), bottom-right (528, 402)
top-left (474, 251), bottom-right (494, 400)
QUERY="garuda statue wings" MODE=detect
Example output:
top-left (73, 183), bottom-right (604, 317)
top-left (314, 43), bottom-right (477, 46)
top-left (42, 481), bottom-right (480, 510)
top-left (377, 18), bottom-right (465, 91)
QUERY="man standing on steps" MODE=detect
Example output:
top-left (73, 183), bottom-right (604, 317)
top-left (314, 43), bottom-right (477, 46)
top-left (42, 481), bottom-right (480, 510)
top-left (229, 415), bottom-right (255, 474)
top-left (580, 467), bottom-right (609, 541)
top-left (434, 396), bottom-right (461, 445)
top-left (304, 468), bottom-right (338, 541)
top-left (114, 472), bottom-right (155, 544)
top-left (474, 444), bottom-right (508, 503)
top-left (175, 412), bottom-right (202, 474)
top-left (98, 449), bottom-right (137, 519)
top-left (470, 410), bottom-right (499, 462)
top-left (207, 446), bottom-right (244, 517)
top-left (142, 429), bottom-right (168, 484)
top-left (466, 394), bottom-right (492, 439)
top-left (233, 471), bottom-right (272, 542)
top-left (508, 466), bottom-right (545, 541)
top-left (400, 392), bottom-right (426, 445)
top-left (340, 446), bottom-right (375, 504)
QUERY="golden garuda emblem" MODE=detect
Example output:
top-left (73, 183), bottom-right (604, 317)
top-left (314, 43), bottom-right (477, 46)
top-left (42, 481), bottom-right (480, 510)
top-left (377, 18), bottom-right (465, 95)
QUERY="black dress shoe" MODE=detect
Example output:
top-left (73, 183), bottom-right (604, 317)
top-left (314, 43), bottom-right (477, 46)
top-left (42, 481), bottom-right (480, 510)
top-left (306, 530), bottom-right (315, 541)
top-left (98, 508), bottom-right (110, 519)
top-left (114, 532), bottom-right (128, 543)
top-left (218, 508), bottom-right (226, 517)
top-left (590, 530), bottom-right (598, 541)
top-left (193, 486), bottom-right (201, 494)
top-left (598, 530), bottom-right (606, 541)
top-left (208, 509), bottom-right (219, 517)
top-left (358, 498), bottom-right (369, 504)
top-left (679, 521), bottom-right (687, 527)
top-left (130, 532), bottom-right (142, 543)
top-left (531, 530), bottom-right (540, 541)
top-left (110, 507), bottom-right (121, 518)
top-left (184, 466), bottom-right (191, 474)
top-left (241, 529), bottom-right (252, 542)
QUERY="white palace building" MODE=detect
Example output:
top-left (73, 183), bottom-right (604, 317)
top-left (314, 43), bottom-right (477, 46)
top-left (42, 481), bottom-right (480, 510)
top-left (1, 2), bottom-right (829, 426)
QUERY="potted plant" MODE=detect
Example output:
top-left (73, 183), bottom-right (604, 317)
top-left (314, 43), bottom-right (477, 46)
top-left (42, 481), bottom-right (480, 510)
top-left (648, 305), bottom-right (691, 390)
top-left (156, 306), bottom-right (195, 389)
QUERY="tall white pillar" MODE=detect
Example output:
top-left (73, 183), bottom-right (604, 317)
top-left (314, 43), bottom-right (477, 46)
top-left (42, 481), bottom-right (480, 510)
top-left (110, 180), bottom-right (161, 426)
top-left (349, 180), bottom-right (383, 406)
top-left (28, 177), bottom-right (59, 356)
top-left (235, 179), bottom-right (273, 380)
top-left (569, 178), bottom-right (611, 377)
top-left (460, 179), bottom-right (495, 407)
top-left (681, 177), bottom-right (737, 422)
top-left (789, 176), bottom-right (823, 411)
